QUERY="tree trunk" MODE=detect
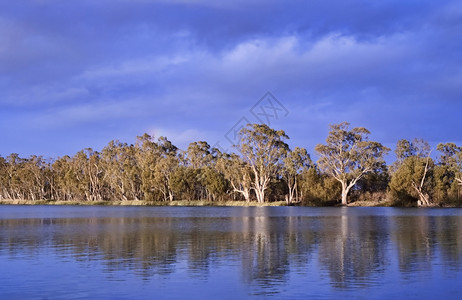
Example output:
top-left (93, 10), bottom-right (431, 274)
top-left (295, 179), bottom-right (299, 202)
top-left (231, 182), bottom-right (251, 202)
top-left (341, 190), bottom-right (348, 205)
top-left (243, 187), bottom-right (250, 202)
top-left (412, 155), bottom-right (432, 207)
top-left (341, 181), bottom-right (350, 205)
top-left (255, 188), bottom-right (265, 203)
top-left (287, 177), bottom-right (296, 204)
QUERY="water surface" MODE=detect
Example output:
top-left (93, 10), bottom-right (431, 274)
top-left (0, 206), bottom-right (461, 299)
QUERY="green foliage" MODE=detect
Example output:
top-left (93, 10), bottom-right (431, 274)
top-left (315, 122), bottom-right (389, 205)
top-left (1, 123), bottom-right (461, 207)
top-left (392, 138), bottom-right (431, 172)
top-left (236, 123), bottom-right (290, 203)
top-left (200, 167), bottom-right (228, 201)
top-left (216, 153), bottom-right (252, 201)
top-left (435, 143), bottom-right (462, 205)
top-left (389, 140), bottom-right (462, 207)
top-left (388, 156), bottom-right (434, 206)
top-left (299, 168), bottom-right (342, 205)
top-left (282, 147), bottom-right (312, 203)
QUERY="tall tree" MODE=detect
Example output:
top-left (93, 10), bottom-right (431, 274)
top-left (26, 155), bottom-right (48, 201)
top-left (390, 138), bottom-right (434, 206)
top-left (389, 156), bottom-right (435, 206)
top-left (186, 141), bottom-right (212, 169)
top-left (315, 122), bottom-right (389, 205)
top-left (437, 142), bottom-right (462, 203)
top-left (437, 142), bottom-right (462, 186)
top-left (236, 124), bottom-right (289, 203)
top-left (154, 137), bottom-right (179, 201)
top-left (135, 134), bottom-right (161, 201)
top-left (52, 156), bottom-right (77, 201)
top-left (0, 156), bottom-right (7, 199)
top-left (73, 149), bottom-right (104, 201)
top-left (282, 147), bottom-right (312, 204)
top-left (184, 141), bottom-right (211, 200)
top-left (5, 154), bottom-right (27, 200)
top-left (101, 140), bottom-right (142, 201)
top-left (217, 153), bottom-right (252, 201)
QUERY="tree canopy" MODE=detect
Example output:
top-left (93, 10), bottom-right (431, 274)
top-left (236, 123), bottom-right (289, 203)
top-left (0, 122), bottom-right (461, 207)
top-left (315, 122), bottom-right (389, 205)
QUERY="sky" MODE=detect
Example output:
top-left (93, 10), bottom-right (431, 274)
top-left (1, 0), bottom-right (462, 160)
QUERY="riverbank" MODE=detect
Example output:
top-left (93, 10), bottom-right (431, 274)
top-left (1, 199), bottom-right (459, 207)
top-left (0, 199), bottom-right (289, 207)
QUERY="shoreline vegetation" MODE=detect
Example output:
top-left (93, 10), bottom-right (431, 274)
top-left (1, 198), bottom-right (458, 207)
top-left (0, 199), bottom-right (290, 207)
top-left (1, 123), bottom-right (461, 208)
top-left (0, 199), bottom-right (381, 207)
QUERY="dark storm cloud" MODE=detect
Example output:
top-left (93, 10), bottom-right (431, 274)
top-left (0, 0), bottom-right (461, 156)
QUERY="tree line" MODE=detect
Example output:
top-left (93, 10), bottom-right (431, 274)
top-left (0, 122), bottom-right (461, 206)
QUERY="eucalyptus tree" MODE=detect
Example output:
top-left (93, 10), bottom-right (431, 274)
top-left (183, 141), bottom-right (210, 200)
top-left (0, 155), bottom-right (7, 199)
top-left (0, 154), bottom-right (48, 201)
top-left (315, 122), bottom-right (389, 205)
top-left (71, 149), bottom-right (104, 201)
top-left (186, 141), bottom-right (212, 169)
top-left (4, 153), bottom-right (26, 200)
top-left (51, 156), bottom-right (74, 201)
top-left (134, 134), bottom-right (181, 201)
top-left (182, 141), bottom-right (229, 201)
top-left (299, 167), bottom-right (342, 204)
top-left (236, 124), bottom-right (289, 203)
top-left (437, 142), bottom-right (462, 185)
top-left (119, 143), bottom-right (143, 200)
top-left (206, 147), bottom-right (231, 201)
top-left (393, 138), bottom-right (431, 169)
top-left (200, 166), bottom-right (228, 201)
top-left (101, 140), bottom-right (142, 201)
top-left (389, 156), bottom-right (435, 206)
top-left (135, 134), bottom-right (161, 200)
top-left (1, 154), bottom-right (17, 199)
top-left (26, 155), bottom-right (49, 201)
top-left (154, 136), bottom-right (179, 201)
top-left (282, 147), bottom-right (312, 204)
top-left (436, 142), bottom-right (462, 203)
top-left (216, 153), bottom-right (252, 201)
top-left (389, 139), bottom-right (434, 206)
top-left (101, 140), bottom-right (125, 200)
top-left (56, 154), bottom-right (92, 201)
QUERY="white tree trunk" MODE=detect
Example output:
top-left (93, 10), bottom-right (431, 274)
top-left (231, 182), bottom-right (251, 202)
top-left (243, 187), bottom-right (250, 202)
top-left (253, 173), bottom-right (268, 203)
top-left (412, 155), bottom-right (432, 207)
top-left (255, 188), bottom-right (265, 203)
top-left (341, 182), bottom-right (351, 206)
top-left (286, 177), bottom-right (297, 204)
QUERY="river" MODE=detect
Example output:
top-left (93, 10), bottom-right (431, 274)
top-left (0, 206), bottom-right (461, 299)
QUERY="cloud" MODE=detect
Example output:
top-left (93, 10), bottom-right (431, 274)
top-left (1, 0), bottom-right (461, 157)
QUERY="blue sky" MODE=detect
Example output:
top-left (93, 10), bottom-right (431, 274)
top-left (1, 0), bottom-right (461, 159)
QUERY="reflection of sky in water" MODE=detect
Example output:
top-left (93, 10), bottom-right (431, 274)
top-left (0, 206), bottom-right (462, 299)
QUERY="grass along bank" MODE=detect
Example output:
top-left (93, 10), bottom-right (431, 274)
top-left (0, 199), bottom-right (288, 207)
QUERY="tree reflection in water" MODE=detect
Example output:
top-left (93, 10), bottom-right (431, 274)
top-left (1, 207), bottom-right (462, 296)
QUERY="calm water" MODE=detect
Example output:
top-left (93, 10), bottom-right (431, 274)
top-left (1, 206), bottom-right (462, 299)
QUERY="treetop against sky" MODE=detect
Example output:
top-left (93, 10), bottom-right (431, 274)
top-left (1, 0), bottom-right (461, 158)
